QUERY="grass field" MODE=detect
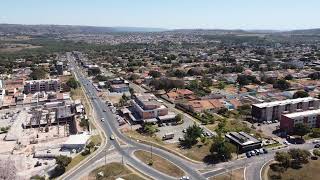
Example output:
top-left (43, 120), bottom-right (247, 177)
top-left (134, 150), bottom-right (185, 178)
top-left (124, 129), bottom-right (211, 162)
top-left (89, 162), bottom-right (146, 180)
top-left (267, 159), bottom-right (320, 180)
top-left (210, 168), bottom-right (244, 180)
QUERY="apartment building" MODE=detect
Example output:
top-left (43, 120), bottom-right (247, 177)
top-left (131, 93), bottom-right (170, 121)
top-left (280, 109), bottom-right (320, 132)
top-left (109, 78), bottom-right (130, 93)
top-left (24, 79), bottom-right (61, 94)
top-left (252, 97), bottom-right (320, 122)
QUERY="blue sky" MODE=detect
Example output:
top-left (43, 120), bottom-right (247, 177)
top-left (0, 0), bottom-right (319, 30)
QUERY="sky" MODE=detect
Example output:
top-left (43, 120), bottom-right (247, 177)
top-left (0, 0), bottom-right (319, 30)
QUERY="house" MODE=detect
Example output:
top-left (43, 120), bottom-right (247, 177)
top-left (252, 97), bottom-right (320, 122)
top-left (166, 89), bottom-right (194, 102)
top-left (225, 132), bottom-right (262, 153)
top-left (183, 99), bottom-right (224, 113)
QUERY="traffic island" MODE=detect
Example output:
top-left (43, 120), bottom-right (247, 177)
top-left (134, 150), bottom-right (185, 178)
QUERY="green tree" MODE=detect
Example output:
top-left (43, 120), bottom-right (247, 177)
top-left (79, 118), bottom-right (89, 130)
top-left (275, 151), bottom-right (291, 168)
top-left (175, 113), bottom-right (183, 122)
top-left (149, 70), bottom-right (162, 78)
top-left (293, 123), bottom-right (310, 139)
top-left (293, 91), bottom-right (309, 99)
top-left (30, 67), bottom-right (47, 80)
top-left (310, 128), bottom-right (320, 138)
top-left (142, 123), bottom-right (158, 136)
top-left (182, 124), bottom-right (204, 148)
top-left (66, 77), bottom-right (79, 89)
top-left (285, 74), bottom-right (293, 80)
top-left (273, 79), bottom-right (290, 90)
top-left (210, 136), bottom-right (236, 161)
top-left (288, 148), bottom-right (311, 164)
top-left (53, 155), bottom-right (72, 177)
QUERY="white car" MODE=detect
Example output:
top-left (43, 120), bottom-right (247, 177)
top-left (313, 140), bottom-right (320, 144)
top-left (101, 118), bottom-right (105, 122)
top-left (283, 141), bottom-right (290, 145)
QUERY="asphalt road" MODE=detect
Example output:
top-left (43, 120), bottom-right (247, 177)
top-left (63, 56), bottom-right (206, 180)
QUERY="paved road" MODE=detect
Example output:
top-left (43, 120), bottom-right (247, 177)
top-left (63, 56), bottom-right (206, 180)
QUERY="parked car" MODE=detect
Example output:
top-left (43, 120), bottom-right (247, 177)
top-left (314, 144), bottom-right (320, 148)
top-left (313, 140), bottom-right (320, 144)
top-left (246, 152), bottom-right (251, 158)
top-left (259, 149), bottom-right (264, 154)
top-left (101, 118), bottom-right (105, 122)
top-left (263, 148), bottom-right (268, 154)
top-left (250, 150), bottom-right (256, 156)
top-left (254, 149), bottom-right (260, 155)
top-left (110, 135), bottom-right (115, 140)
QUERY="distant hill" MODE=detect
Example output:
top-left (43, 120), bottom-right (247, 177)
top-left (285, 28), bottom-right (320, 35)
top-left (0, 24), bottom-right (167, 35)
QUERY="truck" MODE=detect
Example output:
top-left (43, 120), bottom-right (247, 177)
top-left (162, 133), bottom-right (174, 140)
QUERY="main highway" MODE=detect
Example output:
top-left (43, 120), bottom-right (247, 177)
top-left (62, 55), bottom-right (207, 180)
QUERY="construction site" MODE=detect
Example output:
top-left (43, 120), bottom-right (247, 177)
top-left (0, 98), bottom-right (92, 179)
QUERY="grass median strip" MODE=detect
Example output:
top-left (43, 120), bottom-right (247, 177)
top-left (88, 162), bottom-right (146, 180)
top-left (210, 168), bottom-right (244, 180)
top-left (134, 150), bottom-right (185, 178)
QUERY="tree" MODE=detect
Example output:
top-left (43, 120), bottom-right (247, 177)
top-left (142, 123), bottom-right (158, 136)
top-left (273, 79), bottom-right (290, 90)
top-left (30, 67), bottom-right (47, 80)
top-left (275, 151), bottom-right (291, 168)
top-left (310, 128), bottom-right (320, 138)
top-left (210, 136), bottom-right (236, 161)
top-left (150, 78), bottom-right (184, 92)
top-left (293, 123), bottom-right (310, 139)
top-left (175, 114), bottom-right (183, 122)
top-left (149, 70), bottom-right (162, 78)
top-left (308, 72), bottom-right (320, 80)
top-left (288, 148), bottom-right (310, 164)
top-left (182, 124), bottom-right (204, 148)
top-left (293, 91), bottom-right (309, 99)
top-left (66, 77), bottom-right (79, 89)
top-left (53, 155), bottom-right (72, 177)
top-left (79, 118), bottom-right (89, 130)
top-left (285, 74), bottom-right (293, 80)
top-left (86, 141), bottom-right (95, 152)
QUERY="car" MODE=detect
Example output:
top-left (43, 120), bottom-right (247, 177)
top-left (283, 141), bottom-right (290, 145)
top-left (206, 132), bottom-right (211, 136)
top-left (250, 150), bottom-right (256, 156)
top-left (259, 149), bottom-right (264, 154)
top-left (314, 144), bottom-right (320, 148)
top-left (313, 140), bottom-right (320, 144)
top-left (254, 149), bottom-right (260, 155)
top-left (178, 137), bottom-right (184, 141)
top-left (263, 148), bottom-right (268, 154)
top-left (103, 109), bottom-right (106, 112)
top-left (246, 152), bottom-right (251, 158)
top-left (180, 176), bottom-right (190, 180)
top-left (182, 129), bottom-right (187, 133)
top-left (101, 118), bottom-right (105, 122)
top-left (110, 135), bottom-right (115, 140)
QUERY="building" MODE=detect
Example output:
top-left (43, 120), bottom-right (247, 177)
top-left (182, 99), bottom-right (224, 113)
top-left (131, 93), bottom-right (173, 122)
top-left (110, 84), bottom-right (129, 93)
top-left (225, 132), bottom-right (262, 153)
top-left (109, 78), bottom-right (130, 93)
top-left (24, 79), bottom-right (61, 94)
top-left (0, 80), bottom-right (5, 100)
top-left (280, 109), bottom-right (320, 133)
top-left (62, 132), bottom-right (90, 150)
top-left (252, 97), bottom-right (320, 122)
top-left (56, 61), bottom-right (64, 75)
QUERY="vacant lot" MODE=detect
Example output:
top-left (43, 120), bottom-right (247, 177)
top-left (88, 162), bottom-right (146, 180)
top-left (134, 150), bottom-right (184, 178)
top-left (267, 159), bottom-right (320, 180)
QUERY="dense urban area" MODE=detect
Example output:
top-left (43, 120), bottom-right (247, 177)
top-left (1, 24), bottom-right (320, 180)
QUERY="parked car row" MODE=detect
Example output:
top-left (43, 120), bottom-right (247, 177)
top-left (246, 148), bottom-right (268, 158)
